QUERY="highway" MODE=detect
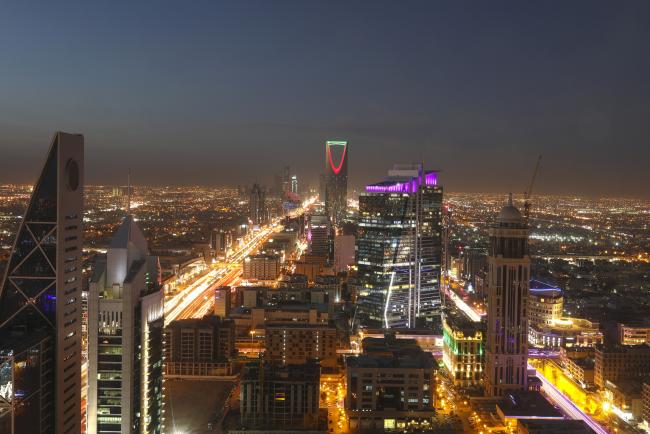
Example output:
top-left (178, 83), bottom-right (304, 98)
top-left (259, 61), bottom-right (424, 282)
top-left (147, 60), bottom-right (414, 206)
top-left (164, 222), bottom-right (278, 325)
top-left (530, 365), bottom-right (608, 434)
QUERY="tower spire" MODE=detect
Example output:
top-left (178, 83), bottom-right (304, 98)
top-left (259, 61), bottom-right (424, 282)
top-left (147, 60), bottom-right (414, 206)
top-left (127, 168), bottom-right (132, 215)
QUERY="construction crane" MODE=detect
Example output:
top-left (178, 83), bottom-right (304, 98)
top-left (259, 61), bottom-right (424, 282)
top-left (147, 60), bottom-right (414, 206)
top-left (523, 155), bottom-right (542, 222)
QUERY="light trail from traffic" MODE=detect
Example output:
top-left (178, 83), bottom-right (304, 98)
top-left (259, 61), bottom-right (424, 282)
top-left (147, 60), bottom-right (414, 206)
top-left (164, 223), bottom-right (278, 325)
top-left (530, 365), bottom-right (608, 434)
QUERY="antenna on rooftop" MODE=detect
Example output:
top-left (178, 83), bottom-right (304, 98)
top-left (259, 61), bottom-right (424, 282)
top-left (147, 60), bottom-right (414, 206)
top-left (127, 168), bottom-right (132, 215)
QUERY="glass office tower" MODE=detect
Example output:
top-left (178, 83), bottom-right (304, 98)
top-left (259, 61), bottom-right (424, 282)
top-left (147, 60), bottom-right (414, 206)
top-left (356, 164), bottom-right (442, 329)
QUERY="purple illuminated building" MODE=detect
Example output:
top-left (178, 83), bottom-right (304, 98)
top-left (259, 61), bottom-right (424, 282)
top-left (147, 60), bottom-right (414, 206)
top-left (356, 164), bottom-right (443, 329)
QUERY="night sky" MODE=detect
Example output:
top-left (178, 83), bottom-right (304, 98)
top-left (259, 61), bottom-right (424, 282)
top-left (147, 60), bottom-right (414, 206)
top-left (1, 1), bottom-right (649, 197)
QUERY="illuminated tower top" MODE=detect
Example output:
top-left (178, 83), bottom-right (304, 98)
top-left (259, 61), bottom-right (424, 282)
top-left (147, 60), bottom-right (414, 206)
top-left (324, 140), bottom-right (348, 228)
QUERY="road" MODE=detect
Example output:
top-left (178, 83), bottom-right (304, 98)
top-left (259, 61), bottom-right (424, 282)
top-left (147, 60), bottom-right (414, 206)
top-left (164, 223), bottom-right (278, 325)
top-left (530, 365), bottom-right (608, 434)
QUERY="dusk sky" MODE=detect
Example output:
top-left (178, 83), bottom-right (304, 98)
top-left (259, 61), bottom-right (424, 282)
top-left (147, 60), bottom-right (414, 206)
top-left (1, 1), bottom-right (649, 197)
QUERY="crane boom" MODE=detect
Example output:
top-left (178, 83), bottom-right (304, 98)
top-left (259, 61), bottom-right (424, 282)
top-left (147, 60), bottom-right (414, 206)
top-left (524, 155), bottom-right (542, 221)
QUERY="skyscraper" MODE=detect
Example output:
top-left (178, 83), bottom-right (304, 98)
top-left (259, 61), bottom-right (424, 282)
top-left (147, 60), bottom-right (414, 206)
top-left (0, 132), bottom-right (84, 434)
top-left (87, 215), bottom-right (164, 434)
top-left (291, 175), bottom-right (298, 196)
top-left (356, 164), bottom-right (442, 329)
top-left (249, 183), bottom-right (266, 226)
top-left (485, 195), bottom-right (530, 397)
top-left (324, 140), bottom-right (348, 228)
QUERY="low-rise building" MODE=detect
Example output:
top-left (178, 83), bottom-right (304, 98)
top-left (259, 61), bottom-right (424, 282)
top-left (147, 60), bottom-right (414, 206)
top-left (529, 317), bottom-right (602, 349)
top-left (265, 322), bottom-right (338, 369)
top-left (642, 382), bottom-right (650, 429)
top-left (528, 284), bottom-right (563, 327)
top-left (239, 361), bottom-right (322, 431)
top-left (243, 254), bottom-right (281, 281)
top-left (442, 308), bottom-right (484, 387)
top-left (516, 419), bottom-right (595, 434)
top-left (603, 378), bottom-right (648, 423)
top-left (163, 316), bottom-right (236, 378)
top-left (594, 344), bottom-right (650, 388)
top-left (618, 322), bottom-right (650, 346)
top-left (345, 334), bottom-right (436, 432)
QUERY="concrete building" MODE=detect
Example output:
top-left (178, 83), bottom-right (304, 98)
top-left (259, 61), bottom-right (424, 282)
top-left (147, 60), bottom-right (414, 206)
top-left (528, 283), bottom-right (563, 327)
top-left (163, 316), bottom-right (236, 378)
top-left (87, 215), bottom-right (164, 434)
top-left (307, 212), bottom-right (330, 259)
top-left (324, 140), bottom-right (348, 228)
top-left (642, 382), bottom-right (650, 429)
top-left (442, 308), bottom-right (485, 387)
top-left (243, 254), bottom-right (281, 281)
top-left (0, 132), bottom-right (84, 434)
top-left (265, 322), bottom-right (338, 369)
top-left (603, 378), bottom-right (646, 422)
top-left (485, 195), bottom-right (530, 397)
top-left (594, 344), bottom-right (650, 388)
top-left (214, 286), bottom-right (231, 318)
top-left (345, 335), bottom-right (436, 432)
top-left (249, 183), bottom-right (267, 226)
top-left (333, 234), bottom-right (355, 274)
top-left (618, 322), bottom-right (650, 346)
top-left (239, 361), bottom-right (321, 431)
top-left (528, 317), bottom-right (602, 349)
top-left (356, 165), bottom-right (443, 329)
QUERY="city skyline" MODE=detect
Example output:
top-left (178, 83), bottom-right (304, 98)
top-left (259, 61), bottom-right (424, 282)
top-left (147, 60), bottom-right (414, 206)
top-left (1, 2), bottom-right (650, 434)
top-left (1, 2), bottom-right (650, 197)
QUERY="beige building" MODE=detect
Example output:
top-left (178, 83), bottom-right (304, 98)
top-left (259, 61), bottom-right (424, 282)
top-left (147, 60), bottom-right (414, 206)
top-left (485, 196), bottom-right (530, 397)
top-left (528, 286), bottom-right (563, 327)
top-left (265, 322), bottom-right (338, 368)
top-left (345, 335), bottom-right (436, 432)
top-left (594, 344), bottom-right (650, 388)
top-left (618, 323), bottom-right (650, 346)
top-left (529, 317), bottom-right (603, 349)
top-left (442, 308), bottom-right (484, 387)
top-left (242, 254), bottom-right (281, 280)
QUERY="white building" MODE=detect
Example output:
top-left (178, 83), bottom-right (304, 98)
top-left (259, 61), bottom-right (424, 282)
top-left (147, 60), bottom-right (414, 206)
top-left (87, 216), bottom-right (164, 434)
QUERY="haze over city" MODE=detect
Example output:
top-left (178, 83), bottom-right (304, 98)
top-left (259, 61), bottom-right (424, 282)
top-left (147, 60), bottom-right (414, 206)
top-left (1, 1), bottom-right (650, 196)
top-left (1, 3), bottom-right (650, 434)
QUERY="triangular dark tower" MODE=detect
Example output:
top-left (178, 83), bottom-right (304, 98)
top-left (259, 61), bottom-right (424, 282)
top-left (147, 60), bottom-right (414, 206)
top-left (0, 132), bottom-right (84, 434)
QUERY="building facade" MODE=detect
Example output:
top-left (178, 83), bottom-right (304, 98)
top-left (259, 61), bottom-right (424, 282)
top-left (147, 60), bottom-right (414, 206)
top-left (528, 284), bottom-right (563, 327)
top-left (618, 323), bottom-right (650, 346)
top-left (0, 132), bottom-right (84, 434)
top-left (242, 254), bottom-right (281, 281)
top-left (324, 140), bottom-right (348, 228)
top-left (356, 164), bottom-right (442, 329)
top-left (265, 322), bottom-right (338, 369)
top-left (249, 183), bottom-right (266, 226)
top-left (594, 344), bottom-right (650, 388)
top-left (163, 316), bottom-right (236, 378)
top-left (87, 216), bottom-right (164, 434)
top-left (442, 309), bottom-right (485, 387)
top-left (239, 362), bottom-right (321, 430)
top-left (345, 335), bottom-right (436, 432)
top-left (485, 195), bottom-right (530, 397)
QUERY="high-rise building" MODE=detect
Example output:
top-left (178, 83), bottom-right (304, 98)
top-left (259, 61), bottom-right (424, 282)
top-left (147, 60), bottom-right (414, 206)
top-left (249, 183), bottom-right (266, 226)
top-left (485, 195), bottom-right (530, 397)
top-left (356, 164), bottom-right (443, 328)
top-left (324, 140), bottom-right (348, 228)
top-left (87, 215), bottom-right (164, 434)
top-left (0, 132), bottom-right (84, 434)
top-left (307, 211), bottom-right (330, 259)
top-left (291, 175), bottom-right (298, 195)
